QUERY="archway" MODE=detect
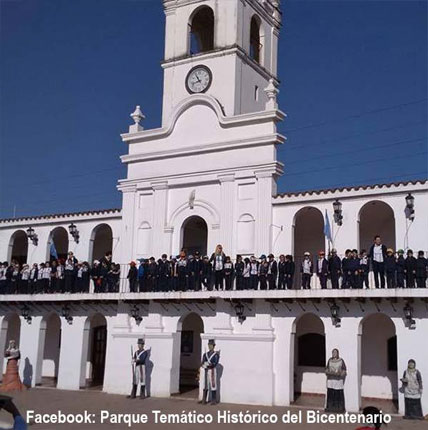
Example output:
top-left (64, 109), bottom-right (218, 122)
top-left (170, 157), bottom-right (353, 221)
top-left (0, 313), bottom-right (21, 380)
top-left (360, 313), bottom-right (398, 413)
top-left (8, 230), bottom-right (28, 265)
top-left (47, 227), bottom-right (69, 261)
top-left (250, 15), bottom-right (262, 63)
top-left (89, 224), bottom-right (113, 263)
top-left (181, 216), bottom-right (208, 256)
top-left (37, 313), bottom-right (61, 387)
top-left (80, 314), bottom-right (107, 389)
top-left (293, 207), bottom-right (324, 288)
top-left (359, 201), bottom-right (395, 252)
top-left (292, 313), bottom-right (326, 407)
top-left (189, 6), bottom-right (214, 55)
top-left (178, 313), bottom-right (204, 398)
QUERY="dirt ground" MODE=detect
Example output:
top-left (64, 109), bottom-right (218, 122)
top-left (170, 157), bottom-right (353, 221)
top-left (0, 387), bottom-right (427, 430)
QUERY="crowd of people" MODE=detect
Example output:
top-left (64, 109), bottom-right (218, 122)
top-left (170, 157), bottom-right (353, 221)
top-left (0, 251), bottom-right (120, 294)
top-left (0, 236), bottom-right (427, 294)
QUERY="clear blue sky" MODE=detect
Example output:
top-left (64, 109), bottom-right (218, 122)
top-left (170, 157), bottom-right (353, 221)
top-left (0, 0), bottom-right (427, 218)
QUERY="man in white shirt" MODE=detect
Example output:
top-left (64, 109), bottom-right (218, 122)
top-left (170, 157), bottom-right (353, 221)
top-left (368, 235), bottom-right (387, 288)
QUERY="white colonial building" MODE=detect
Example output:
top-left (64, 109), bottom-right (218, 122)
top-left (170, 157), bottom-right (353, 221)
top-left (1, 0), bottom-right (427, 416)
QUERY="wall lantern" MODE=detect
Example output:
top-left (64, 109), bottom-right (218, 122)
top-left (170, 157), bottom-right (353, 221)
top-left (61, 304), bottom-right (73, 324)
top-left (21, 304), bottom-right (32, 324)
top-left (130, 305), bottom-right (143, 325)
top-left (234, 302), bottom-right (246, 324)
top-left (403, 303), bottom-right (415, 328)
top-left (330, 303), bottom-right (341, 327)
top-left (332, 199), bottom-right (343, 226)
top-left (26, 227), bottom-right (38, 246)
top-left (68, 223), bottom-right (80, 243)
top-left (405, 193), bottom-right (415, 221)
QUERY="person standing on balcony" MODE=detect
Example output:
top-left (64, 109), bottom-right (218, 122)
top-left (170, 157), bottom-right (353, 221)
top-left (359, 250), bottom-right (370, 289)
top-left (404, 249), bottom-right (417, 288)
top-left (316, 251), bottom-right (329, 289)
top-left (127, 262), bottom-right (138, 292)
top-left (278, 254), bottom-right (287, 289)
top-left (285, 255), bottom-right (295, 289)
top-left (328, 249), bottom-right (342, 290)
top-left (301, 252), bottom-right (313, 289)
top-left (396, 249), bottom-right (406, 288)
top-left (157, 254), bottom-right (170, 292)
top-left (249, 256), bottom-right (259, 290)
top-left (415, 251), bottom-right (427, 288)
top-left (201, 255), bottom-right (212, 291)
top-left (385, 249), bottom-right (397, 289)
top-left (64, 251), bottom-right (77, 293)
top-left (341, 249), bottom-right (351, 288)
top-left (368, 235), bottom-right (387, 288)
top-left (235, 255), bottom-right (244, 291)
top-left (210, 244), bottom-right (226, 291)
top-left (267, 254), bottom-right (278, 289)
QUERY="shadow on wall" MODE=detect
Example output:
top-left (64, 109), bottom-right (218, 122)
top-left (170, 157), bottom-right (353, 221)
top-left (216, 363), bottom-right (223, 404)
top-left (23, 357), bottom-right (32, 387)
top-left (146, 349), bottom-right (153, 398)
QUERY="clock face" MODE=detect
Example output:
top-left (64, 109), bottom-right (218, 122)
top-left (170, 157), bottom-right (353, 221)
top-left (185, 65), bottom-right (212, 94)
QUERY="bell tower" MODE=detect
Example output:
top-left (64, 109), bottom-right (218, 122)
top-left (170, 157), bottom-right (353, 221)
top-left (161, 0), bottom-right (281, 124)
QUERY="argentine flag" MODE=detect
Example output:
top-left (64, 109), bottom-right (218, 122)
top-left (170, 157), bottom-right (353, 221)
top-left (324, 210), bottom-right (333, 244)
top-left (50, 242), bottom-right (58, 259)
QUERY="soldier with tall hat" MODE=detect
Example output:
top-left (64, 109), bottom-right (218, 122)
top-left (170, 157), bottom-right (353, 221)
top-left (199, 339), bottom-right (219, 405)
top-left (128, 338), bottom-right (148, 399)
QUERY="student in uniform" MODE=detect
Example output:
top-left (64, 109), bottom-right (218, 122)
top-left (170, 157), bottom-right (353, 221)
top-left (258, 255), bottom-right (268, 290)
top-left (186, 255), bottom-right (196, 291)
top-left (396, 249), bottom-right (406, 288)
top-left (341, 250), bottom-right (351, 289)
top-left (20, 264), bottom-right (30, 294)
top-left (128, 262), bottom-right (138, 292)
top-left (267, 254), bottom-right (277, 290)
top-left (42, 262), bottom-right (52, 293)
top-left (359, 250), bottom-right (369, 289)
top-left (249, 256), bottom-right (259, 290)
top-left (385, 249), bottom-right (397, 289)
top-left (349, 249), bottom-right (361, 289)
top-left (29, 263), bottom-right (38, 294)
top-left (76, 263), bottom-right (84, 293)
top-left (193, 252), bottom-right (204, 292)
top-left (91, 260), bottom-right (101, 293)
top-left (234, 255), bottom-right (244, 291)
top-left (82, 262), bottom-right (91, 292)
top-left (301, 252), bottom-right (313, 289)
top-left (277, 255), bottom-right (287, 290)
top-left (224, 256), bottom-right (234, 291)
top-left (11, 264), bottom-right (20, 294)
top-left (415, 251), bottom-right (427, 288)
top-left (50, 260), bottom-right (58, 293)
top-left (137, 259), bottom-right (146, 292)
top-left (285, 255), bottom-right (295, 289)
top-left (177, 252), bottom-right (188, 292)
top-left (98, 260), bottom-right (109, 293)
top-left (242, 257), bottom-right (251, 290)
top-left (147, 257), bottom-right (158, 292)
top-left (328, 249), bottom-right (342, 290)
top-left (64, 252), bottom-right (77, 293)
top-left (316, 251), bottom-right (329, 289)
top-left (37, 263), bottom-right (45, 293)
top-left (404, 250), bottom-right (417, 288)
top-left (201, 256), bottom-right (212, 291)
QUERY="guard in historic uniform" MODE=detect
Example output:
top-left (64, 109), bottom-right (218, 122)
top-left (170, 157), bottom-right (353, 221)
top-left (199, 339), bottom-right (219, 405)
top-left (128, 338), bottom-right (148, 399)
top-left (328, 249), bottom-right (342, 289)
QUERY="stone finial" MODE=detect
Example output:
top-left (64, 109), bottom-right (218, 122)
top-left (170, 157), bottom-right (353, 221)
top-left (264, 78), bottom-right (279, 110)
top-left (129, 105), bottom-right (145, 132)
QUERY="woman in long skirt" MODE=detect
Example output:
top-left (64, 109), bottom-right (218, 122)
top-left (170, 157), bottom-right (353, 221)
top-left (325, 348), bottom-right (347, 412)
top-left (401, 359), bottom-right (424, 420)
top-left (0, 340), bottom-right (26, 391)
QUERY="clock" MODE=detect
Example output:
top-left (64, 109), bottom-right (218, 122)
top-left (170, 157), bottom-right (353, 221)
top-left (185, 65), bottom-right (212, 94)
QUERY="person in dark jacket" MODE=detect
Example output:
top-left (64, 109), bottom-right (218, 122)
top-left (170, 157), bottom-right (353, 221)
top-left (278, 254), bottom-right (287, 289)
top-left (249, 256), bottom-right (259, 290)
top-left (258, 255), bottom-right (268, 290)
top-left (147, 257), bottom-right (158, 292)
top-left (98, 261), bottom-right (109, 293)
top-left (235, 255), bottom-right (244, 291)
top-left (201, 256), bottom-right (212, 291)
top-left (193, 252), bottom-right (204, 291)
top-left (267, 254), bottom-right (277, 289)
top-left (328, 249), bottom-right (342, 290)
top-left (127, 262), bottom-right (138, 292)
top-left (157, 254), bottom-right (170, 292)
top-left (224, 256), bottom-right (234, 290)
top-left (341, 250), bottom-right (351, 289)
top-left (348, 249), bottom-right (361, 289)
top-left (316, 251), bottom-right (329, 289)
top-left (137, 259), bottom-right (145, 292)
top-left (396, 249), bottom-right (406, 288)
top-left (385, 248), bottom-right (397, 288)
top-left (404, 249), bottom-right (417, 288)
top-left (209, 245), bottom-right (226, 291)
top-left (285, 255), bottom-right (295, 289)
top-left (415, 250), bottom-right (427, 288)
top-left (368, 235), bottom-right (387, 289)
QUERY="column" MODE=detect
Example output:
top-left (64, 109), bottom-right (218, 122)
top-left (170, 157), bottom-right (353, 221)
top-left (19, 316), bottom-right (44, 388)
top-left (255, 171), bottom-right (273, 255)
top-left (218, 174), bottom-right (235, 254)
top-left (117, 186), bottom-right (137, 265)
top-left (152, 181), bottom-right (169, 256)
top-left (323, 315), bottom-right (362, 412)
top-left (57, 316), bottom-right (89, 390)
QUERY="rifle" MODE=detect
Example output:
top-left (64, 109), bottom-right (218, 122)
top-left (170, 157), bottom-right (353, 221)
top-left (131, 345), bottom-right (135, 385)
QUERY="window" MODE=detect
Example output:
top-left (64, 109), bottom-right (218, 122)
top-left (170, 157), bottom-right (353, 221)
top-left (387, 336), bottom-right (397, 371)
top-left (298, 333), bottom-right (326, 367)
top-left (250, 15), bottom-right (261, 63)
top-left (181, 330), bottom-right (194, 354)
top-left (189, 7), bottom-right (214, 55)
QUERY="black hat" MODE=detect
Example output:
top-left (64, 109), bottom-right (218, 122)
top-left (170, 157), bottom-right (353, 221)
top-left (137, 338), bottom-right (145, 344)
top-left (208, 339), bottom-right (215, 346)
top-left (195, 251), bottom-right (200, 256)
